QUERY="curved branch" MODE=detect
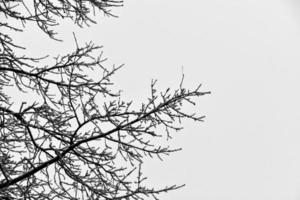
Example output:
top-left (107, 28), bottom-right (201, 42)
top-left (0, 89), bottom-right (210, 189)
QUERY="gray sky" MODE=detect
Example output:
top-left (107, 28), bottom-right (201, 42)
top-left (14, 0), bottom-right (300, 199)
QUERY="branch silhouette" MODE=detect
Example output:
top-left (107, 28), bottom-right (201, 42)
top-left (0, 1), bottom-right (210, 199)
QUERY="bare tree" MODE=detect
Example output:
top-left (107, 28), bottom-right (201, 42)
top-left (0, 1), bottom-right (210, 199)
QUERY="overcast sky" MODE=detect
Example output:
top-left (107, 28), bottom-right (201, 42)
top-left (14, 0), bottom-right (300, 199)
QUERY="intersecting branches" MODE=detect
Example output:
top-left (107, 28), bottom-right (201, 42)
top-left (0, 0), bottom-right (122, 39)
top-left (0, 0), bottom-right (123, 82)
top-left (0, 1), bottom-right (210, 199)
top-left (0, 41), bottom-right (210, 199)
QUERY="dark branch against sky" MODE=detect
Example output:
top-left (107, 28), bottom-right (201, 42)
top-left (0, 1), bottom-right (209, 199)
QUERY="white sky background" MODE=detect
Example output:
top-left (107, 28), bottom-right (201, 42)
top-left (10, 0), bottom-right (300, 199)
